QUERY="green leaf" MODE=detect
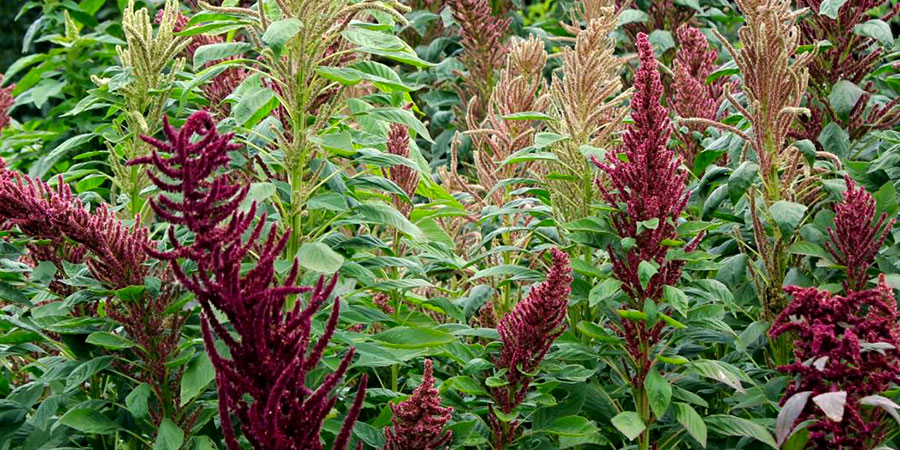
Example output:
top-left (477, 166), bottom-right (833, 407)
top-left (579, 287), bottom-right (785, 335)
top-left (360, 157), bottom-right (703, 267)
top-left (688, 360), bottom-right (746, 393)
top-left (471, 265), bottom-right (544, 282)
top-left (296, 242), bottom-right (344, 274)
top-left (705, 415), bottom-right (777, 449)
top-left (618, 9), bottom-right (649, 25)
top-left (675, 403), bottom-right (708, 447)
top-left (544, 415), bottom-right (598, 437)
top-left (443, 376), bottom-right (488, 395)
top-left (611, 411), bottom-right (646, 441)
top-left (60, 408), bottom-right (122, 435)
top-left (770, 201), bottom-right (807, 236)
top-left (727, 161), bottom-right (759, 203)
top-left (736, 321), bottom-right (769, 353)
top-left (262, 18), bottom-right (302, 52)
top-left (30, 133), bottom-right (95, 179)
top-left (576, 321), bottom-right (619, 343)
top-left (702, 185), bottom-right (729, 220)
top-left (501, 111), bottom-right (556, 121)
top-left (367, 108), bottom-right (433, 143)
top-left (788, 241), bottom-right (830, 259)
top-left (818, 0), bottom-right (848, 19)
top-left (818, 122), bottom-right (850, 158)
top-left (828, 80), bottom-right (865, 120)
top-left (86, 331), bottom-right (134, 350)
top-left (153, 418), bottom-right (184, 450)
top-left (0, 281), bottom-right (31, 306)
top-left (193, 42), bottom-right (252, 69)
top-left (234, 88), bottom-right (279, 127)
top-left (637, 260), bottom-right (658, 290)
top-left (67, 356), bottom-right (115, 391)
top-left (644, 368), bottom-right (673, 418)
top-left (357, 202), bottom-right (424, 239)
top-left (127, 383), bottom-right (152, 419)
top-left (663, 285), bottom-right (688, 317)
top-left (874, 181), bottom-right (898, 219)
top-left (373, 326), bottom-right (456, 348)
top-left (854, 19), bottom-right (893, 46)
top-left (180, 352), bottom-right (215, 406)
top-left (589, 279), bottom-right (621, 307)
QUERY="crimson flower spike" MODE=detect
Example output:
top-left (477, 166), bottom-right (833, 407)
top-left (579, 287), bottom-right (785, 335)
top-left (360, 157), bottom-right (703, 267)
top-left (386, 124), bottom-right (418, 217)
top-left (489, 248), bottom-right (571, 449)
top-left (130, 111), bottom-right (365, 450)
top-left (771, 276), bottom-right (900, 449)
top-left (825, 175), bottom-right (895, 292)
top-left (0, 163), bottom-right (148, 290)
top-left (0, 76), bottom-right (14, 131)
top-left (383, 359), bottom-right (454, 450)
top-left (494, 248), bottom-right (572, 412)
top-left (592, 32), bottom-right (700, 303)
top-left (672, 24), bottom-right (724, 167)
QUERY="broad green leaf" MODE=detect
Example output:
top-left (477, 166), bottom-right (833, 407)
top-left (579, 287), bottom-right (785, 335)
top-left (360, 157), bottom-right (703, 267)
top-left (234, 88), bottom-right (279, 127)
top-left (675, 403), bottom-right (707, 447)
top-left (544, 415), bottom-right (598, 437)
top-left (644, 368), bottom-right (672, 418)
top-left (180, 352), bottom-right (215, 406)
top-left (262, 18), bottom-right (302, 52)
top-left (471, 265), bottom-right (544, 282)
top-left (367, 108), bottom-right (433, 142)
top-left (688, 360), bottom-right (746, 393)
top-left (619, 9), bottom-right (649, 25)
top-left (0, 281), bottom-right (31, 306)
top-left (193, 42), bottom-right (252, 69)
top-left (854, 19), bottom-right (893, 46)
top-left (818, 0), bottom-right (848, 19)
top-left (67, 356), bottom-right (115, 391)
top-left (637, 260), bottom-right (658, 290)
top-left (828, 80), bottom-right (864, 120)
top-left (357, 202), bottom-right (424, 239)
top-left (86, 331), bottom-right (134, 350)
top-left (153, 418), bottom-right (184, 450)
top-left (611, 411), bottom-right (646, 441)
top-left (373, 326), bottom-right (456, 348)
top-left (770, 201), bottom-right (807, 236)
top-left (127, 383), bottom-right (152, 419)
top-left (818, 122), bottom-right (850, 158)
top-left (589, 279), bottom-right (622, 307)
top-left (576, 321), bottom-right (619, 343)
top-left (60, 408), bottom-right (121, 435)
top-left (296, 242), bottom-right (344, 274)
top-left (663, 285), bottom-right (688, 317)
top-left (727, 161), bottom-right (759, 203)
top-left (501, 111), bottom-right (556, 121)
top-left (705, 415), bottom-right (777, 449)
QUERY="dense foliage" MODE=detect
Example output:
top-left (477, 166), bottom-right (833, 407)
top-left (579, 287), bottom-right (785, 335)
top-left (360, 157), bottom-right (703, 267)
top-left (2, 0), bottom-right (900, 449)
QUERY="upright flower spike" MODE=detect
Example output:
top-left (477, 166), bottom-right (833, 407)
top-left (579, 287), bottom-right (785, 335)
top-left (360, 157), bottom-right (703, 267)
top-left (0, 76), bottom-right (15, 131)
top-left (593, 32), bottom-right (694, 303)
top-left (771, 276), bottom-right (900, 449)
top-left (672, 25), bottom-right (724, 168)
top-left (130, 111), bottom-right (365, 450)
top-left (386, 124), bottom-right (418, 217)
top-left (449, 0), bottom-right (511, 122)
top-left (547, 4), bottom-right (630, 223)
top-left (383, 360), bottom-right (453, 450)
top-left (826, 176), bottom-right (895, 292)
top-left (490, 248), bottom-right (571, 449)
top-left (494, 248), bottom-right (572, 411)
